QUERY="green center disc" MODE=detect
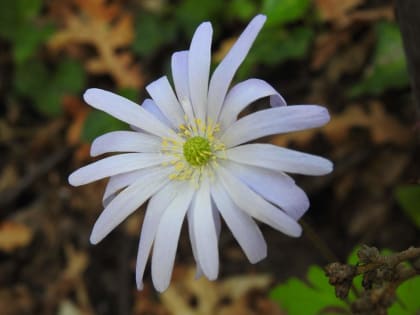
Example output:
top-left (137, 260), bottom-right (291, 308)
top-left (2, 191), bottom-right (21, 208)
top-left (183, 136), bottom-right (212, 166)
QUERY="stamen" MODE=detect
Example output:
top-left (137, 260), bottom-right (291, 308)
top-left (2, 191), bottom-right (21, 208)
top-left (160, 116), bottom-right (226, 185)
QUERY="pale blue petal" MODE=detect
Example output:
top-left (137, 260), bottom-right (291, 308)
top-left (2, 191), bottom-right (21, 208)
top-left (218, 78), bottom-right (286, 130)
top-left (188, 22), bottom-right (212, 122)
top-left (151, 184), bottom-right (195, 292)
top-left (221, 105), bottom-right (330, 147)
top-left (89, 167), bottom-right (172, 244)
top-left (207, 15), bottom-right (266, 122)
top-left (224, 143), bottom-right (333, 176)
top-left (146, 76), bottom-right (185, 128)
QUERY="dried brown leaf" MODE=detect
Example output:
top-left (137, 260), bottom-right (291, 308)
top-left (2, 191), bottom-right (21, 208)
top-left (159, 266), bottom-right (275, 315)
top-left (0, 286), bottom-right (35, 315)
top-left (271, 102), bottom-right (413, 147)
top-left (63, 245), bottom-right (89, 280)
top-left (63, 95), bottom-right (89, 148)
top-left (0, 164), bottom-right (19, 192)
top-left (315, 0), bottom-right (393, 28)
top-left (48, 0), bottom-right (144, 89)
top-left (311, 31), bottom-right (351, 70)
top-left (315, 0), bottom-right (363, 24)
top-left (0, 221), bottom-right (33, 253)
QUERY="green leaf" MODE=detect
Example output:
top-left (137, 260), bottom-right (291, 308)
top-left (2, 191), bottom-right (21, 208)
top-left (14, 59), bottom-right (86, 116)
top-left (389, 276), bottom-right (420, 315)
top-left (0, 2), bottom-right (20, 39)
top-left (82, 110), bottom-right (127, 142)
top-left (34, 90), bottom-right (63, 117)
top-left (15, 60), bottom-right (49, 96)
top-left (0, 0), bottom-right (46, 39)
top-left (228, 0), bottom-right (257, 21)
top-left (237, 26), bottom-right (313, 78)
top-left (53, 59), bottom-right (86, 94)
top-left (270, 266), bottom-right (348, 315)
top-left (175, 0), bottom-right (224, 35)
top-left (395, 185), bottom-right (420, 228)
top-left (14, 22), bottom-right (55, 64)
top-left (17, 0), bottom-right (43, 20)
top-left (133, 13), bottom-right (176, 58)
top-left (350, 21), bottom-right (409, 97)
top-left (117, 88), bottom-right (139, 102)
top-left (14, 60), bottom-right (61, 116)
top-left (262, 0), bottom-right (311, 26)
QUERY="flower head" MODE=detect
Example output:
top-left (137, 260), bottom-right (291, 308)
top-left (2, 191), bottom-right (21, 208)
top-left (69, 14), bottom-right (333, 292)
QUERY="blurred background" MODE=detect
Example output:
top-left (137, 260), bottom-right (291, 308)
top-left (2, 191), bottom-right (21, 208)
top-left (0, 0), bottom-right (419, 314)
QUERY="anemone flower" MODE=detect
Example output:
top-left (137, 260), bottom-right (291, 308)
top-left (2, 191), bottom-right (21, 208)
top-left (69, 14), bottom-right (333, 292)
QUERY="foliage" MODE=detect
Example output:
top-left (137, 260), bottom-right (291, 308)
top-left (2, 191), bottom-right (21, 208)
top-left (0, 0), bottom-right (54, 64)
top-left (174, 0), bottom-right (225, 35)
top-left (270, 265), bottom-right (347, 315)
top-left (262, 0), bottom-right (311, 26)
top-left (81, 110), bottom-right (127, 142)
top-left (14, 59), bottom-right (86, 116)
top-left (227, 0), bottom-right (257, 21)
top-left (237, 26), bottom-right (313, 79)
top-left (389, 276), bottom-right (420, 315)
top-left (271, 247), bottom-right (420, 315)
top-left (350, 21), bottom-right (409, 97)
top-left (395, 185), bottom-right (420, 229)
top-left (133, 13), bottom-right (177, 58)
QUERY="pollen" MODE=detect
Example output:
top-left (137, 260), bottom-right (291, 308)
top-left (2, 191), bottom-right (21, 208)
top-left (183, 136), bottom-right (212, 166)
top-left (161, 117), bottom-right (226, 184)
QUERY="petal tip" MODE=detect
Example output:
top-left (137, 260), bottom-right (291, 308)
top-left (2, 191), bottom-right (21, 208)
top-left (249, 251), bottom-right (267, 264)
top-left (254, 14), bottom-right (267, 23)
top-left (199, 21), bottom-right (212, 29)
top-left (291, 223), bottom-right (303, 238)
top-left (68, 171), bottom-right (80, 186)
top-left (153, 280), bottom-right (168, 293)
top-left (325, 160), bottom-right (334, 174)
top-left (206, 273), bottom-right (218, 281)
top-left (136, 280), bottom-right (144, 291)
top-left (89, 228), bottom-right (102, 245)
top-left (321, 107), bottom-right (331, 123)
top-left (83, 88), bottom-right (101, 104)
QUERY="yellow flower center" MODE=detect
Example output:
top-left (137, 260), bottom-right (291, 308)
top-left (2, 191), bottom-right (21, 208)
top-left (161, 117), bottom-right (226, 185)
top-left (183, 136), bottom-right (212, 166)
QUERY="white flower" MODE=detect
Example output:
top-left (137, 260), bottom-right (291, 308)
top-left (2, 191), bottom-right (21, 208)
top-left (68, 14), bottom-right (333, 292)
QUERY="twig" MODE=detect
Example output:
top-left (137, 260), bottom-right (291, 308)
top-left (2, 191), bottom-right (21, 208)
top-left (0, 146), bottom-right (74, 211)
top-left (355, 246), bottom-right (420, 275)
top-left (325, 245), bottom-right (420, 314)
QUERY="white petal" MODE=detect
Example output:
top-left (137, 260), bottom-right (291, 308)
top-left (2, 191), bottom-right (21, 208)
top-left (216, 165), bottom-right (302, 237)
top-left (187, 207), bottom-right (204, 279)
top-left (221, 105), bottom-right (330, 148)
top-left (191, 177), bottom-right (219, 280)
top-left (136, 181), bottom-right (183, 290)
top-left (225, 161), bottom-right (309, 220)
top-left (103, 168), bottom-right (152, 202)
top-left (83, 88), bottom-right (178, 139)
top-left (212, 202), bottom-right (222, 240)
top-left (207, 14), bottom-right (266, 122)
top-left (211, 180), bottom-right (267, 263)
top-left (68, 153), bottom-right (171, 186)
top-left (151, 184), bottom-right (195, 292)
top-left (90, 131), bottom-right (161, 156)
top-left (142, 98), bottom-right (172, 127)
top-left (146, 76), bottom-right (185, 128)
top-left (89, 167), bottom-right (172, 244)
top-left (188, 22), bottom-right (212, 122)
top-left (225, 143), bottom-right (333, 176)
top-left (218, 79), bottom-right (286, 130)
top-left (171, 50), bottom-right (195, 122)
top-left (102, 192), bottom-right (117, 208)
